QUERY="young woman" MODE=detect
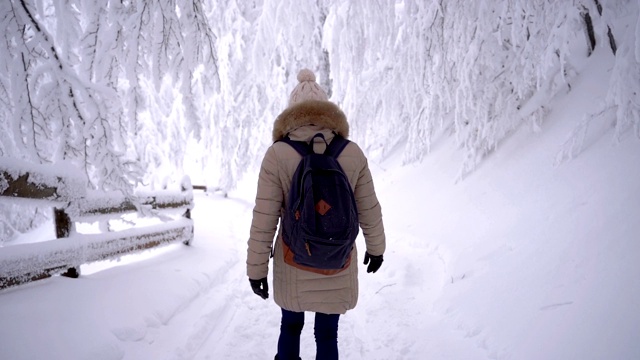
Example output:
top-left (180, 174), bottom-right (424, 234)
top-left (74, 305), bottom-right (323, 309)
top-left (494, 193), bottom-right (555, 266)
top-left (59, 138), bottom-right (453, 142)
top-left (247, 69), bottom-right (386, 360)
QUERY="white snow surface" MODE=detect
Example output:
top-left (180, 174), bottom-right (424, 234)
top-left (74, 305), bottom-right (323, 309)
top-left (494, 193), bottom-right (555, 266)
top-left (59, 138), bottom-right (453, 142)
top-left (1, 44), bottom-right (640, 360)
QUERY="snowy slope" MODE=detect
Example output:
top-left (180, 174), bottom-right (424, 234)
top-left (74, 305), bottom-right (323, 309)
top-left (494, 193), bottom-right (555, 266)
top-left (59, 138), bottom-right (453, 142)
top-left (1, 45), bottom-right (639, 360)
top-left (372, 45), bottom-right (640, 359)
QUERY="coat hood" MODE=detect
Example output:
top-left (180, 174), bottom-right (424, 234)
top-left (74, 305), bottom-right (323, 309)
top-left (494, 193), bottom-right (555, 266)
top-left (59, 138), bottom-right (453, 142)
top-left (272, 100), bottom-right (349, 142)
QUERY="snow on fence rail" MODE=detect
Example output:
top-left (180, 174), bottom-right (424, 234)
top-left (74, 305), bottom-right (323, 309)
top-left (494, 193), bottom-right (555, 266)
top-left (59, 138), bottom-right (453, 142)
top-left (0, 160), bottom-right (194, 290)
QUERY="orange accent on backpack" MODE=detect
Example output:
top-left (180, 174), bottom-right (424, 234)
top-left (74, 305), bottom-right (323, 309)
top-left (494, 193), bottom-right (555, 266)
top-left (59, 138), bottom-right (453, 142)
top-left (315, 199), bottom-right (331, 215)
top-left (282, 241), bottom-right (351, 275)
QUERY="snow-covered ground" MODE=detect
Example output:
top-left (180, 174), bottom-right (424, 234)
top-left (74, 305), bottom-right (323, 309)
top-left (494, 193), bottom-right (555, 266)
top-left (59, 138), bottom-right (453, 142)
top-left (1, 45), bottom-right (640, 360)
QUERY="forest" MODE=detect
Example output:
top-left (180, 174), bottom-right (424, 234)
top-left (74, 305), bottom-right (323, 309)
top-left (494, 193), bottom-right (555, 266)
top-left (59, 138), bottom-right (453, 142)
top-left (1, 0), bottom-right (638, 242)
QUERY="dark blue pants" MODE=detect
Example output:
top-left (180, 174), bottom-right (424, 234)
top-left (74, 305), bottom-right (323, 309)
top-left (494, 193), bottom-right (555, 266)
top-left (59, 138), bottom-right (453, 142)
top-left (277, 308), bottom-right (340, 360)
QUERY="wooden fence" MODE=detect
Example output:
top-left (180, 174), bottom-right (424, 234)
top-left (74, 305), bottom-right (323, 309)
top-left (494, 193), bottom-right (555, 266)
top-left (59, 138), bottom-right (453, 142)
top-left (0, 162), bottom-right (194, 290)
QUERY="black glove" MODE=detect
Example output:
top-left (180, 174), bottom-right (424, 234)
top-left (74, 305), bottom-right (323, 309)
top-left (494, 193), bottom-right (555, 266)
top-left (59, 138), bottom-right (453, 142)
top-left (249, 277), bottom-right (269, 299)
top-left (363, 252), bottom-right (383, 273)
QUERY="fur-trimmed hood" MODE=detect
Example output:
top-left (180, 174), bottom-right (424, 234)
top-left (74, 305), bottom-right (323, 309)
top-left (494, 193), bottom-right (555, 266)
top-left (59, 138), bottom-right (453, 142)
top-left (272, 100), bottom-right (349, 142)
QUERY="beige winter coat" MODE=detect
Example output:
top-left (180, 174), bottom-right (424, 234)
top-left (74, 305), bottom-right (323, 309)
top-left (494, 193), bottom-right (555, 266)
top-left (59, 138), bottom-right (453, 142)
top-left (246, 100), bottom-right (386, 315)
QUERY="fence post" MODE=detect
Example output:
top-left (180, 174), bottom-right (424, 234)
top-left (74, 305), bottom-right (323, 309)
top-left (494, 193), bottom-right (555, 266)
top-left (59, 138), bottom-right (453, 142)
top-left (181, 180), bottom-right (193, 245)
top-left (55, 207), bottom-right (80, 278)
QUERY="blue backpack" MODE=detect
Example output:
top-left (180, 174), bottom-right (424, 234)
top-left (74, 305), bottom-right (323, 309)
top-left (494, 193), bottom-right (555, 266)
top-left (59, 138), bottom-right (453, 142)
top-left (279, 133), bottom-right (359, 271)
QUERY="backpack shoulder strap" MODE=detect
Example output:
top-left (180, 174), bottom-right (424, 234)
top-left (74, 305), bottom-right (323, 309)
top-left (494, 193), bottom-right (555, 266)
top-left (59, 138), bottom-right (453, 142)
top-left (325, 134), bottom-right (350, 158)
top-left (277, 133), bottom-right (349, 158)
top-left (277, 136), bottom-right (309, 156)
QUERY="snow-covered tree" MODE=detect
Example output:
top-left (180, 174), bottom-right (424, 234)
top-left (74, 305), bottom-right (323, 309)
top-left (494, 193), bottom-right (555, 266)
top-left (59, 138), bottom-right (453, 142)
top-left (598, 0), bottom-right (639, 139)
top-left (326, 1), bottom-right (628, 178)
top-left (0, 0), bottom-right (219, 192)
top-left (194, 0), bottom-right (332, 194)
top-left (323, 0), bottom-right (398, 158)
top-left (1, 0), bottom-right (218, 243)
top-left (1, 1), bottom-right (137, 191)
top-left (2, 0), bottom-right (639, 243)
top-left (556, 0), bottom-right (640, 163)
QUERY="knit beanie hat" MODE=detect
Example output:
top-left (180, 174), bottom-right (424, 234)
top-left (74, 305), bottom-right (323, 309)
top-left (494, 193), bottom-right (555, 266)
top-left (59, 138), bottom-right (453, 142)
top-left (288, 69), bottom-right (329, 106)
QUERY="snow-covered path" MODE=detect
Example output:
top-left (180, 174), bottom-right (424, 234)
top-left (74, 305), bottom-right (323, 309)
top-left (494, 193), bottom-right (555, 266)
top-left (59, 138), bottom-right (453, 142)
top-left (2, 47), bottom-right (640, 358)
top-left (108, 190), bottom-right (484, 360)
top-left (0, 187), bottom-right (483, 360)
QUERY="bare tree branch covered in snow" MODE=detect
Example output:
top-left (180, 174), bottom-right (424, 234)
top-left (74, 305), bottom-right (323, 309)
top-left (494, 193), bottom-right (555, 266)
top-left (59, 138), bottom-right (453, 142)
top-left (1, 0), bottom-right (133, 190)
top-left (1, 0), bottom-right (219, 243)
top-left (193, 0), bottom-right (332, 193)
top-left (556, 0), bottom-right (640, 163)
top-left (3, 0), bottom-right (638, 192)
top-left (325, 0), bottom-right (617, 179)
top-left (601, 1), bottom-right (640, 140)
top-left (0, 0), bottom-right (219, 193)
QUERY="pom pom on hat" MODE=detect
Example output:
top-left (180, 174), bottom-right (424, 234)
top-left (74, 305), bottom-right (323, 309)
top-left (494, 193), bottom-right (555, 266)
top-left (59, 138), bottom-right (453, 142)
top-left (288, 68), bottom-right (328, 106)
top-left (297, 68), bottom-right (316, 82)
